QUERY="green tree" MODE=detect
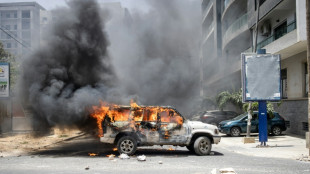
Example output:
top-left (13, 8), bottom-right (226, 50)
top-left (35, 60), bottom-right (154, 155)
top-left (215, 89), bottom-right (275, 115)
top-left (216, 90), bottom-right (243, 111)
top-left (243, 102), bottom-right (275, 116)
top-left (0, 42), bottom-right (19, 90)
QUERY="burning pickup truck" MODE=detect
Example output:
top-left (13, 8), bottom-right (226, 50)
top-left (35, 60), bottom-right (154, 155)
top-left (91, 101), bottom-right (221, 156)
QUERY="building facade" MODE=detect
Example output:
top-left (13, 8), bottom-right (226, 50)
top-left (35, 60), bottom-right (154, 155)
top-left (0, 2), bottom-right (45, 58)
top-left (201, 0), bottom-right (308, 135)
top-left (201, 0), bottom-right (250, 99)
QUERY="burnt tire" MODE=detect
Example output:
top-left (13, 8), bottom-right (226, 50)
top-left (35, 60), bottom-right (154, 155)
top-left (117, 136), bottom-right (137, 156)
top-left (230, 127), bottom-right (241, 137)
top-left (271, 126), bottom-right (282, 136)
top-left (193, 136), bottom-right (212, 156)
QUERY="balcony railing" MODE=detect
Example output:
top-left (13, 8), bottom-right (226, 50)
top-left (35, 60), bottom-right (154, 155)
top-left (202, 0), bottom-right (213, 21)
top-left (257, 20), bottom-right (296, 49)
top-left (203, 21), bottom-right (215, 39)
top-left (223, 13), bottom-right (248, 44)
top-left (224, 0), bottom-right (233, 10)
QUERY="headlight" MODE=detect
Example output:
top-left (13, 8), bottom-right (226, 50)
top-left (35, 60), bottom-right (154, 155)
top-left (225, 122), bottom-right (232, 126)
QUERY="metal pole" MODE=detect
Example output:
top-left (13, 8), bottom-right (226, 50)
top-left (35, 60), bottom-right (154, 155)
top-left (305, 0), bottom-right (310, 156)
top-left (257, 49), bottom-right (268, 146)
top-left (253, 0), bottom-right (260, 52)
top-left (246, 0), bottom-right (260, 138)
top-left (246, 102), bottom-right (252, 137)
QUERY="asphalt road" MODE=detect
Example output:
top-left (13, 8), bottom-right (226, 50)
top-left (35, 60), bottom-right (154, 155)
top-left (1, 136), bottom-right (310, 174)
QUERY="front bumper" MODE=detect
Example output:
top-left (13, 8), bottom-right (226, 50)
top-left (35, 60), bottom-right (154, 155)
top-left (218, 126), bottom-right (230, 134)
top-left (213, 135), bottom-right (221, 144)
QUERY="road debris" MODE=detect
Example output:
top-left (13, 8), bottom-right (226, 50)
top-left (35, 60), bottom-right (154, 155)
top-left (119, 153), bottom-right (130, 159)
top-left (296, 154), bottom-right (310, 162)
top-left (107, 154), bottom-right (115, 160)
top-left (158, 161), bottom-right (163, 164)
top-left (137, 155), bottom-right (146, 161)
top-left (219, 168), bottom-right (237, 174)
top-left (85, 166), bottom-right (90, 170)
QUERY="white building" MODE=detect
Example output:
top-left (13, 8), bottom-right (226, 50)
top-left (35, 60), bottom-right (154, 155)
top-left (201, 0), bottom-right (308, 135)
top-left (0, 2), bottom-right (45, 58)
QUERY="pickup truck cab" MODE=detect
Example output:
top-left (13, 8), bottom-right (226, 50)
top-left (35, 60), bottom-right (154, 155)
top-left (96, 105), bottom-right (221, 156)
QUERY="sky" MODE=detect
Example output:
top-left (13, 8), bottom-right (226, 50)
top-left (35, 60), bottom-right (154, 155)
top-left (0, 0), bottom-right (149, 11)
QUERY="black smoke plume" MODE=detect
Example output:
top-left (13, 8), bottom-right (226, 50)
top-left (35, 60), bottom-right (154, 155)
top-left (21, 0), bottom-right (201, 132)
top-left (107, 0), bottom-right (201, 115)
top-left (21, 0), bottom-right (116, 131)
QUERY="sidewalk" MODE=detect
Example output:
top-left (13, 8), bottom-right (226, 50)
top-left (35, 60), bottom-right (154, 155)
top-left (218, 134), bottom-right (309, 160)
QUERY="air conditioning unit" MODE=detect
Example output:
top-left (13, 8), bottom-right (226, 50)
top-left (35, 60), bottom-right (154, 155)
top-left (261, 21), bottom-right (271, 36)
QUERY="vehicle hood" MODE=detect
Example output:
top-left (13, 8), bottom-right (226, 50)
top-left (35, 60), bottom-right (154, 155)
top-left (219, 120), bottom-right (233, 125)
top-left (187, 120), bottom-right (218, 130)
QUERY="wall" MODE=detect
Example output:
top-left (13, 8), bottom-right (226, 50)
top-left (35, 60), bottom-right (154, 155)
top-left (274, 99), bottom-right (308, 135)
top-left (281, 51), bottom-right (307, 98)
top-left (296, 0), bottom-right (307, 41)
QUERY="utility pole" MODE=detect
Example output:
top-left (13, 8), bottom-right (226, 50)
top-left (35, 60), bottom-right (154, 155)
top-left (246, 0), bottom-right (260, 138)
top-left (306, 0), bottom-right (310, 156)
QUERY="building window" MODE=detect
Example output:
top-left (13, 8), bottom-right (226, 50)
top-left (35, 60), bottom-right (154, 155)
top-left (22, 19), bottom-right (30, 30)
top-left (305, 63), bottom-right (308, 97)
top-left (5, 25), bottom-right (10, 30)
top-left (14, 11), bottom-right (17, 18)
top-left (22, 31), bottom-right (31, 40)
top-left (42, 17), bottom-right (48, 23)
top-left (281, 69), bottom-right (287, 99)
top-left (302, 122), bottom-right (309, 131)
top-left (14, 25), bottom-right (17, 30)
top-left (6, 13), bottom-right (10, 18)
top-left (6, 43), bottom-right (11, 48)
top-left (274, 21), bottom-right (287, 40)
top-left (22, 10), bottom-right (30, 18)
top-left (6, 33), bottom-right (11, 40)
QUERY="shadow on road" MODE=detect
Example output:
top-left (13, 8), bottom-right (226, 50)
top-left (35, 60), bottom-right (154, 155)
top-left (31, 135), bottom-right (223, 158)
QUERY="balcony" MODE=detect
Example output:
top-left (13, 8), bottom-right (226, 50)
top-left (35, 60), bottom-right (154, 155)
top-left (222, 13), bottom-right (248, 47)
top-left (257, 21), bottom-right (296, 49)
top-left (203, 21), bottom-right (214, 42)
top-left (224, 0), bottom-right (234, 10)
top-left (202, 0), bottom-right (213, 23)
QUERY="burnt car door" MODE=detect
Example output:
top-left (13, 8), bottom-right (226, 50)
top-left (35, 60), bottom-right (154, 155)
top-left (139, 108), bottom-right (160, 144)
top-left (158, 109), bottom-right (187, 144)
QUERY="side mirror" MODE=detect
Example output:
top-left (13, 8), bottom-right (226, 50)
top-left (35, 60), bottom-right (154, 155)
top-left (244, 119), bottom-right (248, 122)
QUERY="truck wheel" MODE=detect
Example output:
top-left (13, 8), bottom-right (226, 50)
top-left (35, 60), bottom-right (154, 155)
top-left (117, 136), bottom-right (137, 156)
top-left (230, 127), bottom-right (241, 137)
top-left (271, 126), bottom-right (282, 136)
top-left (186, 144), bottom-right (194, 153)
top-left (193, 136), bottom-right (212, 156)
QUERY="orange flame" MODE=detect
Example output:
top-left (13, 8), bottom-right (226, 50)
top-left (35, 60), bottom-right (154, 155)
top-left (90, 100), bottom-right (184, 138)
top-left (88, 153), bottom-right (98, 156)
top-left (167, 147), bottom-right (175, 151)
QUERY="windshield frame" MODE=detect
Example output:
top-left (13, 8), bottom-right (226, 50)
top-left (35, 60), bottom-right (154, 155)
top-left (231, 113), bottom-right (248, 121)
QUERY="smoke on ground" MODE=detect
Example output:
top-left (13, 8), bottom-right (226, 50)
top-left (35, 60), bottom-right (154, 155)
top-left (20, 0), bottom-right (201, 131)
